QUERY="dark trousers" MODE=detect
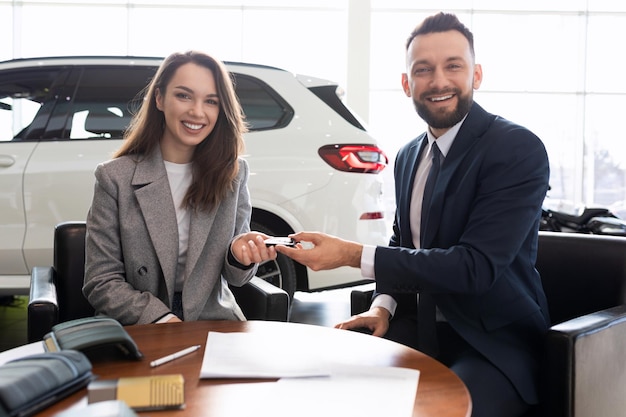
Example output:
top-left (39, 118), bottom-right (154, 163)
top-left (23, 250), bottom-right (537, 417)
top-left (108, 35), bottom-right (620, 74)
top-left (385, 315), bottom-right (530, 417)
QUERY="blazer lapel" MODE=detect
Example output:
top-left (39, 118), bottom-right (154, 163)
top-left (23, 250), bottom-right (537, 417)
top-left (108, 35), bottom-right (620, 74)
top-left (185, 206), bottom-right (217, 281)
top-left (133, 148), bottom-right (179, 296)
top-left (182, 204), bottom-right (220, 321)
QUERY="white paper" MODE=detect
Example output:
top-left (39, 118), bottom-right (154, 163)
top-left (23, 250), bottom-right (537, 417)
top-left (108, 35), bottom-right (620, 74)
top-left (200, 331), bottom-right (331, 378)
top-left (209, 364), bottom-right (420, 417)
top-left (274, 364), bottom-right (420, 417)
top-left (0, 341), bottom-right (45, 366)
top-left (199, 331), bottom-right (420, 417)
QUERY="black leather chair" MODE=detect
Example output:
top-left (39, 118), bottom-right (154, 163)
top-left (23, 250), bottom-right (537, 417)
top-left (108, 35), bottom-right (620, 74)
top-left (28, 221), bottom-right (290, 343)
top-left (350, 231), bottom-right (626, 417)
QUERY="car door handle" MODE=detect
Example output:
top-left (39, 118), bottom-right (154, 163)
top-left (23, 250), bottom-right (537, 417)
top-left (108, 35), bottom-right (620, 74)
top-left (0, 155), bottom-right (16, 167)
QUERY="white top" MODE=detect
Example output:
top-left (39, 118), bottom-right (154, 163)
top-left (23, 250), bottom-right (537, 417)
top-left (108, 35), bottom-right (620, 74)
top-left (164, 160), bottom-right (192, 292)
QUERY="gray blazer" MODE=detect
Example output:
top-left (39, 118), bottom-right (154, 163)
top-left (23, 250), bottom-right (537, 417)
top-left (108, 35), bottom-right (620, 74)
top-left (83, 146), bottom-right (257, 325)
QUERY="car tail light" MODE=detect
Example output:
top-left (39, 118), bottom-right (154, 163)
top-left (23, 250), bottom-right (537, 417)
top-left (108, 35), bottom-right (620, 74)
top-left (360, 212), bottom-right (384, 220)
top-left (318, 144), bottom-right (388, 173)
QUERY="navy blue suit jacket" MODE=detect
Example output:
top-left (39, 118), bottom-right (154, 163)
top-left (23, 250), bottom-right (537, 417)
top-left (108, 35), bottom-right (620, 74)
top-left (375, 102), bottom-right (550, 403)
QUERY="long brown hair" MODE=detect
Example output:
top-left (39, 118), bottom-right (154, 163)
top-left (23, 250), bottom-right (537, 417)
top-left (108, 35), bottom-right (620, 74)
top-left (117, 50), bottom-right (248, 211)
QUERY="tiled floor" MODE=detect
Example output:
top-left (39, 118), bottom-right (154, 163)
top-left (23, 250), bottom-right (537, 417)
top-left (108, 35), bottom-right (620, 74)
top-left (0, 286), bottom-right (364, 352)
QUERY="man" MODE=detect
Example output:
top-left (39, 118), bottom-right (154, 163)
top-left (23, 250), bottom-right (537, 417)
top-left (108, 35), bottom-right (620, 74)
top-left (277, 12), bottom-right (550, 417)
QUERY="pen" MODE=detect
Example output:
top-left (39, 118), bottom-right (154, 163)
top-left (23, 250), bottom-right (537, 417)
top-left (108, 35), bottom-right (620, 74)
top-left (150, 345), bottom-right (202, 368)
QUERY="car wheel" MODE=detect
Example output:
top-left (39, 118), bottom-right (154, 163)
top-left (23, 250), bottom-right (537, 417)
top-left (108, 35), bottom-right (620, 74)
top-left (250, 221), bottom-right (297, 300)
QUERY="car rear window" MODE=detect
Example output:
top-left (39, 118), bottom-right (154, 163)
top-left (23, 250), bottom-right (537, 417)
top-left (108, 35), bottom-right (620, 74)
top-left (233, 74), bottom-right (293, 131)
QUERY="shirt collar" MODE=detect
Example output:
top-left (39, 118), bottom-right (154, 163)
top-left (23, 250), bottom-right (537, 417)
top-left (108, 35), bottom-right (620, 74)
top-left (425, 114), bottom-right (468, 158)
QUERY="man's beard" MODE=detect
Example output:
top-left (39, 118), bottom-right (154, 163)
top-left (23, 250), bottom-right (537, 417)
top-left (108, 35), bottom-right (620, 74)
top-left (413, 89), bottom-right (473, 129)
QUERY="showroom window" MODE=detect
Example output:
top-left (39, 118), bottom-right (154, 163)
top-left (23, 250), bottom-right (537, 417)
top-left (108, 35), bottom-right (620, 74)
top-left (1, 0), bottom-right (625, 215)
top-left (368, 2), bottom-right (626, 216)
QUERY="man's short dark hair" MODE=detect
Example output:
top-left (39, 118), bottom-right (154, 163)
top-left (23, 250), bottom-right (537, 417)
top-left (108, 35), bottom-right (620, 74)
top-left (406, 12), bottom-right (475, 58)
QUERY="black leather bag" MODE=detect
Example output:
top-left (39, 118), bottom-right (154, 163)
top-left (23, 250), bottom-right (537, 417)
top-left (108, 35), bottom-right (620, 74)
top-left (0, 350), bottom-right (93, 417)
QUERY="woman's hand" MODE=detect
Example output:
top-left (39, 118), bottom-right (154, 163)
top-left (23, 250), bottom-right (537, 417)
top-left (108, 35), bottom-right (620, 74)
top-left (231, 232), bottom-right (277, 266)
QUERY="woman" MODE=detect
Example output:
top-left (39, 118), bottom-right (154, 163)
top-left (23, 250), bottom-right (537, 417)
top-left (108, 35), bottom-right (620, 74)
top-left (83, 51), bottom-right (276, 325)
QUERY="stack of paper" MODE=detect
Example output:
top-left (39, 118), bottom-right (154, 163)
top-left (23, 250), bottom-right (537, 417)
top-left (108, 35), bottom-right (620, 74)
top-left (200, 331), bottom-right (420, 417)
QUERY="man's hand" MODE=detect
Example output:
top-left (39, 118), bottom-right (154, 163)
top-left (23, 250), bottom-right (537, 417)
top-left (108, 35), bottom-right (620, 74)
top-left (231, 232), bottom-right (277, 266)
top-left (334, 307), bottom-right (391, 338)
top-left (275, 231), bottom-right (362, 271)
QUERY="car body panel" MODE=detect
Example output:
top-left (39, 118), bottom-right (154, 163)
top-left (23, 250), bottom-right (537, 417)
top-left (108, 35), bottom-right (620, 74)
top-left (0, 142), bottom-right (37, 274)
top-left (0, 56), bottom-right (389, 294)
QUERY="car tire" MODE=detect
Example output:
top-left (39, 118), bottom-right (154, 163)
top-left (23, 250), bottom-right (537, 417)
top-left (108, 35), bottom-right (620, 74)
top-left (250, 221), bottom-right (297, 300)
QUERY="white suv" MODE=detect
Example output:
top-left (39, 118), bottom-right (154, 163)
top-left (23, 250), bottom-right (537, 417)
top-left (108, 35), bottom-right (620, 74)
top-left (0, 56), bottom-right (389, 298)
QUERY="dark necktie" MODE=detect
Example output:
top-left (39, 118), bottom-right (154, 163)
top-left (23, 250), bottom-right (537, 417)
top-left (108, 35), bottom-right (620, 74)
top-left (420, 142), bottom-right (441, 232)
top-left (417, 141), bottom-right (441, 357)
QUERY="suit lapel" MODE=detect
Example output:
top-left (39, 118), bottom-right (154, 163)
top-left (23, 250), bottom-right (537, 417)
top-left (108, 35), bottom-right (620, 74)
top-left (421, 103), bottom-right (492, 247)
top-left (133, 147), bottom-right (179, 296)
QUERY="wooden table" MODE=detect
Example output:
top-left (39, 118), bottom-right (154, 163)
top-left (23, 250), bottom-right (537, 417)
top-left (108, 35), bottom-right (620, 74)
top-left (36, 320), bottom-right (471, 417)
